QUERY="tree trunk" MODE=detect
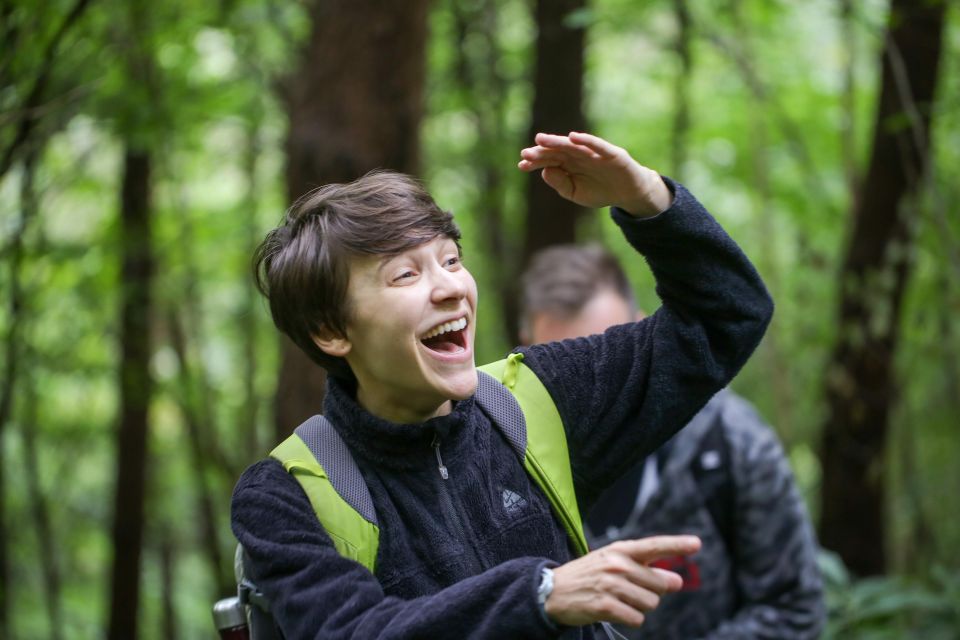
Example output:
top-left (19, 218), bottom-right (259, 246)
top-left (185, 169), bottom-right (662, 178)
top-left (16, 148), bottom-right (64, 640)
top-left (729, 0), bottom-right (795, 441)
top-left (241, 118), bottom-right (263, 460)
top-left (839, 0), bottom-right (859, 198)
top-left (275, 0), bottom-right (431, 437)
top-left (449, 0), bottom-right (519, 350)
top-left (0, 0), bottom-right (92, 182)
top-left (169, 311), bottom-right (234, 596)
top-left (670, 0), bottom-right (692, 180)
top-left (107, 148), bottom-right (153, 640)
top-left (818, 0), bottom-right (946, 577)
top-left (0, 143), bottom-right (41, 640)
top-left (22, 379), bottom-right (64, 640)
top-left (159, 531), bottom-right (177, 640)
top-left (521, 0), bottom-right (588, 287)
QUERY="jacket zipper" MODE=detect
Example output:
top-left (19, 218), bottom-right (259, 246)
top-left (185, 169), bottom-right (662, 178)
top-left (432, 433), bottom-right (449, 480)
top-left (431, 433), bottom-right (485, 572)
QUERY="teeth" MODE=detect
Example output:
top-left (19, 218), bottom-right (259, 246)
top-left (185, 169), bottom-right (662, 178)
top-left (423, 317), bottom-right (467, 339)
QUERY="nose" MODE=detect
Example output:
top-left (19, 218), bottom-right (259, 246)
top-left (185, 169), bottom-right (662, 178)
top-left (430, 264), bottom-right (468, 305)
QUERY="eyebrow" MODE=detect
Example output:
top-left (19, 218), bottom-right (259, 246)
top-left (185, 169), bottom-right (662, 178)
top-left (375, 252), bottom-right (407, 275)
top-left (374, 239), bottom-right (457, 274)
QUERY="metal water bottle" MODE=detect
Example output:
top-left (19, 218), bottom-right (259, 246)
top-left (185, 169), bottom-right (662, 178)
top-left (213, 596), bottom-right (250, 640)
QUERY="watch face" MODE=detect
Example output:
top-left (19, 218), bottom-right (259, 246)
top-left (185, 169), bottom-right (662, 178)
top-left (537, 567), bottom-right (554, 604)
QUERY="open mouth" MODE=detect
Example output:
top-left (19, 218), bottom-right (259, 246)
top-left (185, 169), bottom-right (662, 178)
top-left (420, 317), bottom-right (468, 354)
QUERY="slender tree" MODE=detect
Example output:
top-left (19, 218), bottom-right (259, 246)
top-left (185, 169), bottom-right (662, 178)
top-left (0, 0), bottom-right (92, 626)
top-left (670, 0), bottom-right (692, 180)
top-left (839, 0), bottom-right (859, 198)
top-left (22, 377), bottom-right (64, 640)
top-left (0, 142), bottom-right (42, 640)
top-left (449, 0), bottom-right (522, 350)
top-left (0, 0), bottom-right (92, 182)
top-left (159, 530), bottom-right (178, 640)
top-left (240, 117), bottom-right (264, 460)
top-left (818, 0), bottom-right (947, 576)
top-left (521, 0), bottom-right (589, 309)
top-left (12, 147), bottom-right (65, 640)
top-left (274, 0), bottom-right (432, 436)
top-left (106, 146), bottom-right (153, 640)
top-left (728, 0), bottom-right (796, 439)
top-left (168, 310), bottom-right (234, 595)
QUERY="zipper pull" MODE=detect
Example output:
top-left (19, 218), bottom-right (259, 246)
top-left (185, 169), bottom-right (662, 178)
top-left (432, 434), bottom-right (449, 480)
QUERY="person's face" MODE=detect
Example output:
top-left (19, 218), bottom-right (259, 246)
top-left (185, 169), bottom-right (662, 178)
top-left (529, 288), bottom-right (638, 343)
top-left (315, 236), bottom-right (479, 424)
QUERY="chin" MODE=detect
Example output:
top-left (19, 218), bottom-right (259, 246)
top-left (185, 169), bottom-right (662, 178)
top-left (443, 368), bottom-right (478, 401)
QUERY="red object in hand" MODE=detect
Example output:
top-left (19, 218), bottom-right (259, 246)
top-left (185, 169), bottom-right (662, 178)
top-left (651, 555), bottom-right (702, 591)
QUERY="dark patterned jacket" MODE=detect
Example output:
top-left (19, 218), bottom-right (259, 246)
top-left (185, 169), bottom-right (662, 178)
top-left (231, 181), bottom-right (774, 639)
top-left (587, 390), bottom-right (825, 639)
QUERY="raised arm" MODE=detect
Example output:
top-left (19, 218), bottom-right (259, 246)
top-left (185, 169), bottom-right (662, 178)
top-left (517, 131), bottom-right (774, 505)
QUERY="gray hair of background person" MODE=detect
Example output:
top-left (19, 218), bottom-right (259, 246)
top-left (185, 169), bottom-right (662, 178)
top-left (520, 243), bottom-right (637, 337)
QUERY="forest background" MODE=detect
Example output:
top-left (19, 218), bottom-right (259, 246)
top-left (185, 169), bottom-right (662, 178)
top-left (1, 0), bottom-right (959, 638)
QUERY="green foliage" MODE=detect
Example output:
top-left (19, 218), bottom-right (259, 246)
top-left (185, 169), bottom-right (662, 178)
top-left (1, 0), bottom-right (959, 637)
top-left (821, 551), bottom-right (960, 639)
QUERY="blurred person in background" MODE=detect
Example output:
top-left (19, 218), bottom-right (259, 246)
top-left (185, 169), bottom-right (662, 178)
top-left (520, 243), bottom-right (824, 640)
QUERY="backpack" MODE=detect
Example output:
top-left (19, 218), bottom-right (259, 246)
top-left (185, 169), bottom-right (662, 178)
top-left (692, 411), bottom-right (736, 555)
top-left (583, 395), bottom-right (736, 555)
top-left (235, 353), bottom-right (589, 637)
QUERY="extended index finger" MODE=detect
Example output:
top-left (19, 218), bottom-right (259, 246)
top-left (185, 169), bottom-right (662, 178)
top-left (610, 535), bottom-right (702, 564)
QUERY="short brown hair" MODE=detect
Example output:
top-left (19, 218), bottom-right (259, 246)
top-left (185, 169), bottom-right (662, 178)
top-left (253, 170), bottom-right (461, 379)
top-left (520, 243), bottom-right (635, 335)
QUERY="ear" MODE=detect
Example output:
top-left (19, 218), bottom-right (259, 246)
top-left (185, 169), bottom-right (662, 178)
top-left (312, 326), bottom-right (352, 358)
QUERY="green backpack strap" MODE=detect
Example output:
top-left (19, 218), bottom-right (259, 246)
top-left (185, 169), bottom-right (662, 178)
top-left (269, 354), bottom-right (588, 576)
top-left (478, 353), bottom-right (590, 556)
top-left (270, 415), bottom-right (380, 572)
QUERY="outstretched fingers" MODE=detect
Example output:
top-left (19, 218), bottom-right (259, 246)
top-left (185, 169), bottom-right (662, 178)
top-left (568, 131), bottom-right (622, 159)
top-left (517, 130), bottom-right (666, 212)
top-left (610, 535), bottom-right (701, 593)
top-left (547, 535), bottom-right (701, 628)
top-left (518, 132), bottom-right (603, 170)
top-left (613, 535), bottom-right (702, 562)
top-left (533, 132), bottom-right (602, 157)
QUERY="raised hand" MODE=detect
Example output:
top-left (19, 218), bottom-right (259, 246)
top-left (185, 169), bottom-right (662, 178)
top-left (545, 535), bottom-right (701, 628)
top-left (518, 132), bottom-right (672, 217)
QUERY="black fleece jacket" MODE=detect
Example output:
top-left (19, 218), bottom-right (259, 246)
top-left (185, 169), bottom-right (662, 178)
top-left (231, 180), bottom-right (774, 640)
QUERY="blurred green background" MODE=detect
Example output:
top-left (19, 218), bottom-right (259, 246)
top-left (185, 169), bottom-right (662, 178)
top-left (1, 0), bottom-right (958, 637)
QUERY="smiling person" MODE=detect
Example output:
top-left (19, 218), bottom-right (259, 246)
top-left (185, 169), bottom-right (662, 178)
top-left (231, 132), bottom-right (774, 640)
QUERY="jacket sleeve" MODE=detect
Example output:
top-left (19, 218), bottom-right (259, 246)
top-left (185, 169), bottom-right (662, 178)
top-left (231, 459), bottom-right (563, 640)
top-left (519, 179), bottom-right (774, 505)
top-left (699, 397), bottom-right (825, 640)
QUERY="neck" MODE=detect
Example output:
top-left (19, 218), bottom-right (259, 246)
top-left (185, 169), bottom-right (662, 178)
top-left (356, 386), bottom-right (453, 424)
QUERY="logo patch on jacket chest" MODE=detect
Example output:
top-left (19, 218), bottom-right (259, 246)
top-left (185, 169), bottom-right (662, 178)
top-left (501, 488), bottom-right (528, 513)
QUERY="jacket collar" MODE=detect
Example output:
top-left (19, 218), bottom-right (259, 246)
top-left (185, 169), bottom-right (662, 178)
top-left (323, 376), bottom-right (477, 471)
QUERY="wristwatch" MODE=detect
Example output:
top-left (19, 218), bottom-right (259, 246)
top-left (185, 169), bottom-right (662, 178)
top-left (537, 567), bottom-right (555, 606)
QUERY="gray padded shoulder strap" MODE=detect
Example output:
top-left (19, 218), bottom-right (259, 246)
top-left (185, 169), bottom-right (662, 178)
top-left (294, 415), bottom-right (378, 525)
top-left (475, 370), bottom-right (527, 459)
top-left (292, 373), bottom-right (525, 527)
